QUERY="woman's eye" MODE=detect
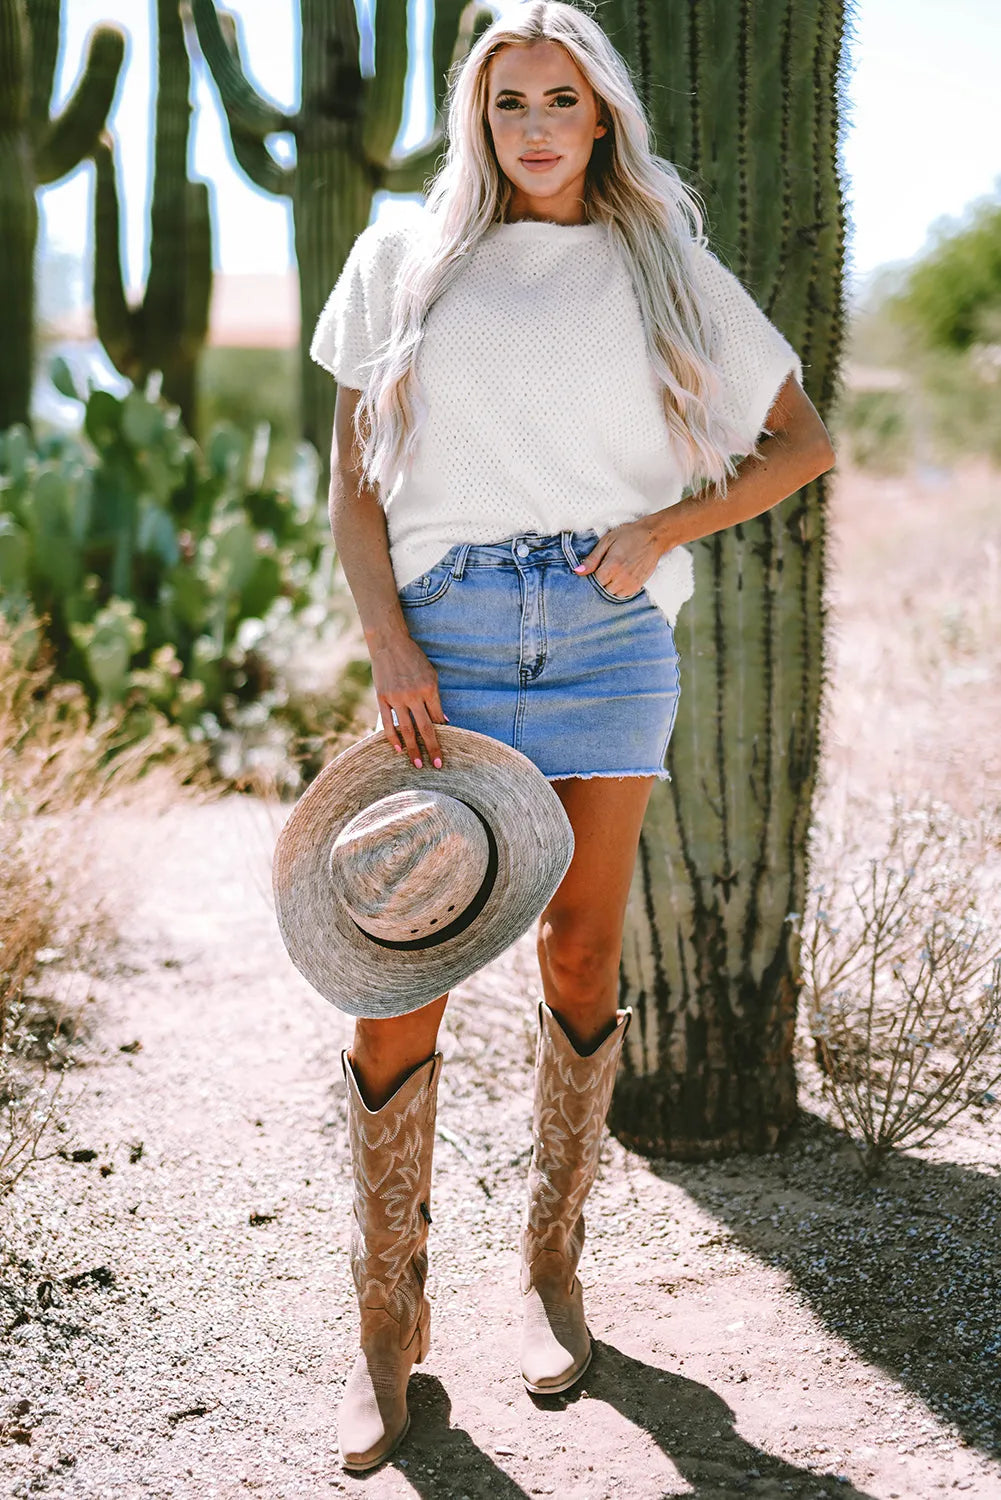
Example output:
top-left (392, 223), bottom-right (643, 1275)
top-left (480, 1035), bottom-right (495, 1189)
top-left (496, 94), bottom-right (579, 110)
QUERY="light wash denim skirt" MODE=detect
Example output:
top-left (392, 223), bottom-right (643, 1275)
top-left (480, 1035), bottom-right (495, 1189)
top-left (393, 529), bottom-right (681, 781)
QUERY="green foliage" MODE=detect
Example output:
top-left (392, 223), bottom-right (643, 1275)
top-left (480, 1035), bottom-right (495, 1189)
top-left (838, 188), bottom-right (1001, 471)
top-left (0, 382), bottom-right (323, 742)
top-left (889, 191), bottom-right (1001, 353)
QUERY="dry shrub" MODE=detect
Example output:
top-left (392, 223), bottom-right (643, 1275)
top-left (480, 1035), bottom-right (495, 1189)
top-left (0, 615), bottom-right (207, 1201)
top-left (796, 795), bottom-right (1001, 1176)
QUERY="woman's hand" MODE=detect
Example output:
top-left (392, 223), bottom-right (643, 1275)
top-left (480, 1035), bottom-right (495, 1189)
top-left (370, 630), bottom-right (448, 769)
top-left (572, 517), bottom-right (669, 598)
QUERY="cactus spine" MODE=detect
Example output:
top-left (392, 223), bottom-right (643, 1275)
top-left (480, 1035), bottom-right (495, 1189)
top-left (604, 0), bottom-right (848, 1156)
top-left (189, 0), bottom-right (493, 461)
top-left (93, 0), bottom-right (211, 437)
top-left (0, 0), bottom-right (125, 429)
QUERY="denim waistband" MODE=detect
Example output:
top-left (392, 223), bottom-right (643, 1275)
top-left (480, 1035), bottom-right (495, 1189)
top-left (448, 529), bottom-right (597, 577)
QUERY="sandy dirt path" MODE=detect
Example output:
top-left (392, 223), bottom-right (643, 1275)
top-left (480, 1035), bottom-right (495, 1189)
top-left (3, 789), bottom-right (1000, 1500)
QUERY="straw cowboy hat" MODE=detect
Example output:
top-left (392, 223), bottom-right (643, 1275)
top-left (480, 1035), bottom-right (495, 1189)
top-left (272, 725), bottom-right (575, 1019)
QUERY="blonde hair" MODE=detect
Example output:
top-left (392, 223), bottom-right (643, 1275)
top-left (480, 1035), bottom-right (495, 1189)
top-left (350, 0), bottom-right (757, 503)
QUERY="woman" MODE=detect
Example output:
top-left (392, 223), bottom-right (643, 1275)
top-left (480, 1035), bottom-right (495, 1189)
top-left (312, 0), bottom-right (835, 1471)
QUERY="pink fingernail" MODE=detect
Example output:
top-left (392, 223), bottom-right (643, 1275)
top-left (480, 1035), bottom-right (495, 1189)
top-left (393, 743), bottom-right (403, 752)
top-left (433, 758), bottom-right (442, 769)
top-left (414, 758), bottom-right (422, 768)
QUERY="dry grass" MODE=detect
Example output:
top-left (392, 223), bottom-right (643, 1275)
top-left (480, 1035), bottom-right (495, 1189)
top-left (0, 615), bottom-right (207, 1200)
top-left (799, 456), bottom-right (1001, 1169)
top-left (819, 456), bottom-right (1001, 823)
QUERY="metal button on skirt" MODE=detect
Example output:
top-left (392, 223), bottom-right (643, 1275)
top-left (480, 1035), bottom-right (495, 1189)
top-left (387, 528), bottom-right (682, 781)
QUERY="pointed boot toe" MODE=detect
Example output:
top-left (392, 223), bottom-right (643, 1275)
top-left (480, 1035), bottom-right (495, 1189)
top-left (520, 1273), bottom-right (592, 1394)
top-left (337, 1345), bottom-right (412, 1471)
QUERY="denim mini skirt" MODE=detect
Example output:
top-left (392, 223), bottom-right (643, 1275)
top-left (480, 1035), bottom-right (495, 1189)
top-left (387, 528), bottom-right (682, 781)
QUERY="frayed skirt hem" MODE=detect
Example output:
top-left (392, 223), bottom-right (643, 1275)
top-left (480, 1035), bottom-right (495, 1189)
top-left (544, 767), bottom-right (673, 783)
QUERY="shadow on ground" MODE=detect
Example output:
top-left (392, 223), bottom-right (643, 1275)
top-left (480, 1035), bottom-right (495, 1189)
top-left (646, 1111), bottom-right (1001, 1460)
top-left (385, 1354), bottom-right (878, 1499)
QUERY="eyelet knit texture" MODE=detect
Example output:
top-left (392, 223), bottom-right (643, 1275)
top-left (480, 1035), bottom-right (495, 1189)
top-left (311, 208), bottom-right (803, 628)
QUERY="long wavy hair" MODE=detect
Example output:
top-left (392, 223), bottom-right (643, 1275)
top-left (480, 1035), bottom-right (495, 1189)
top-left (350, 0), bottom-right (756, 503)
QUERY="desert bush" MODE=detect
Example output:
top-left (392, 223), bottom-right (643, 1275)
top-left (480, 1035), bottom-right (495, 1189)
top-left (0, 377), bottom-right (325, 751)
top-left (796, 799), bottom-right (1001, 1177)
top-left (0, 614), bottom-right (202, 1202)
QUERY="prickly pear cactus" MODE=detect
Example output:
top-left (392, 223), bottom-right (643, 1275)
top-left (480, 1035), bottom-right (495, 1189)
top-left (601, 0), bottom-right (848, 1157)
top-left (0, 383), bottom-right (323, 732)
top-left (0, 0), bottom-right (124, 428)
top-left (188, 0), bottom-right (494, 460)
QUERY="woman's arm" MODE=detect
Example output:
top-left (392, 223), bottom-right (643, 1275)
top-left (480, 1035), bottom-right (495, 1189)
top-left (651, 371), bottom-right (835, 550)
top-left (572, 373), bottom-right (835, 598)
top-left (330, 386), bottom-right (448, 770)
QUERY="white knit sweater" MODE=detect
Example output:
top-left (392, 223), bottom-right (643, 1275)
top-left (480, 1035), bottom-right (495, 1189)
top-left (311, 207), bottom-right (803, 626)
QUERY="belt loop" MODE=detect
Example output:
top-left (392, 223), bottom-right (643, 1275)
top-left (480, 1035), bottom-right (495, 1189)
top-left (452, 542), bottom-right (471, 579)
top-left (560, 529), bottom-right (577, 568)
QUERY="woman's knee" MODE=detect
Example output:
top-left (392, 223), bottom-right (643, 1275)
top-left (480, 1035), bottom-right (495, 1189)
top-left (537, 911), bottom-right (621, 1004)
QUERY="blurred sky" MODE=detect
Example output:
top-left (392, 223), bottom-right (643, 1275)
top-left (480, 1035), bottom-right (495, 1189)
top-left (39, 0), bottom-right (1001, 304)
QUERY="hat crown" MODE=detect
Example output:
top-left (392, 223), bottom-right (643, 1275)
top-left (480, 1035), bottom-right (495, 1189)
top-left (329, 788), bottom-right (489, 942)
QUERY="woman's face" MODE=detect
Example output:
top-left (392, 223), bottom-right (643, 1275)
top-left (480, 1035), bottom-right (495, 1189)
top-left (485, 40), bottom-right (607, 224)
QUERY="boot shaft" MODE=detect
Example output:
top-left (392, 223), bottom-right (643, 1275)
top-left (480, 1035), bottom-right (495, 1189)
top-left (342, 1050), bottom-right (442, 1324)
top-left (522, 1002), bottom-right (631, 1284)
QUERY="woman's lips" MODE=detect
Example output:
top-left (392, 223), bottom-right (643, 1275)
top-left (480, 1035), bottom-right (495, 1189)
top-left (520, 155), bottom-right (561, 171)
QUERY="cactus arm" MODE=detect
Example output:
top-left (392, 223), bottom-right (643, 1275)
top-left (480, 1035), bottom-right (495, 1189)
top-left (0, 0), bottom-right (36, 430)
top-left (26, 0), bottom-right (58, 132)
top-left (91, 131), bottom-right (140, 378)
top-left (181, 179), bottom-right (212, 356)
top-left (216, 10), bottom-right (294, 195)
top-left (435, 2), bottom-right (493, 114)
top-left (189, 0), bottom-right (294, 136)
top-left (380, 3), bottom-right (494, 194)
top-left (381, 134), bottom-right (446, 194)
top-left (144, 0), bottom-right (191, 368)
top-left (188, 0), bottom-right (295, 195)
top-left (36, 23), bottom-right (125, 185)
top-left (228, 125), bottom-right (295, 196)
top-left (0, 0), bottom-right (28, 133)
top-left (361, 0), bottom-right (409, 165)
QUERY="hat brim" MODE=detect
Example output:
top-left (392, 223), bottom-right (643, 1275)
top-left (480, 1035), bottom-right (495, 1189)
top-left (272, 726), bottom-right (575, 1018)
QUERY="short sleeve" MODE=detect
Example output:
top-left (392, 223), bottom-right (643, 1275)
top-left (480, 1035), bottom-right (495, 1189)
top-left (693, 245), bottom-right (804, 455)
top-left (310, 212), bottom-right (422, 391)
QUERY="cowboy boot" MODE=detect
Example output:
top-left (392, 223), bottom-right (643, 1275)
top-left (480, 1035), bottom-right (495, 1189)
top-left (519, 999), bottom-right (632, 1394)
top-left (337, 1048), bottom-right (442, 1471)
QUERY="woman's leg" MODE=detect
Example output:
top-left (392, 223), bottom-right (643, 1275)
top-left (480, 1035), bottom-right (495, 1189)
top-left (520, 774), bottom-right (652, 1394)
top-left (536, 774), bottom-right (656, 1046)
top-left (348, 993), bottom-right (450, 1109)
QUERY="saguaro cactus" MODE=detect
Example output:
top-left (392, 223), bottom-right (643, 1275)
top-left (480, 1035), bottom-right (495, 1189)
top-left (189, 0), bottom-right (493, 462)
top-left (602, 1), bottom-right (848, 1156)
top-left (0, 0), bottom-right (124, 428)
top-left (93, 0), bottom-right (211, 437)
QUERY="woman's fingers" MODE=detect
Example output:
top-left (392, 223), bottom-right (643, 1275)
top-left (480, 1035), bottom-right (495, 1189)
top-left (378, 695), bottom-right (448, 768)
top-left (410, 700), bottom-right (443, 769)
top-left (376, 696), bottom-right (406, 755)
